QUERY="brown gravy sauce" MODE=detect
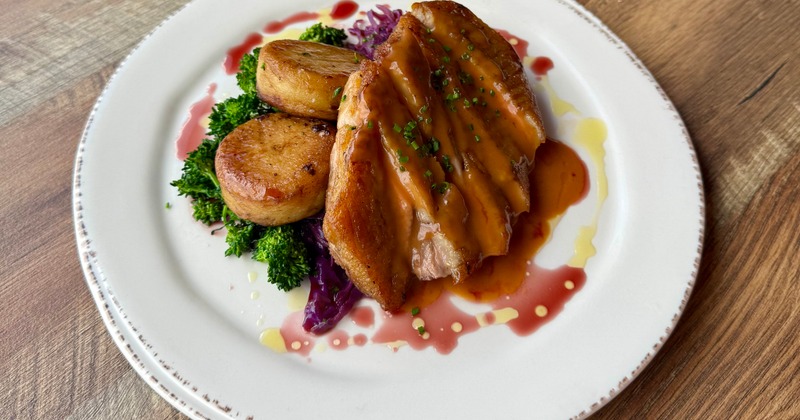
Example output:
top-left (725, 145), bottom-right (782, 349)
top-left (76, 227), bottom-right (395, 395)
top-left (356, 10), bottom-right (546, 286)
top-left (401, 139), bottom-right (588, 309)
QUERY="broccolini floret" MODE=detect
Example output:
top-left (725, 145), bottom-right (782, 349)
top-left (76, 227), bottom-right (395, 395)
top-left (299, 23), bottom-right (348, 47)
top-left (171, 47), bottom-right (310, 291)
top-left (236, 47), bottom-right (260, 95)
top-left (252, 225), bottom-right (311, 291)
top-left (170, 138), bottom-right (223, 225)
top-left (207, 92), bottom-right (273, 141)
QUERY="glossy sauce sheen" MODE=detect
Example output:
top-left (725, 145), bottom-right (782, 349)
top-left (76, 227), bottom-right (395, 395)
top-left (284, 140), bottom-right (588, 355)
top-left (372, 140), bottom-right (588, 354)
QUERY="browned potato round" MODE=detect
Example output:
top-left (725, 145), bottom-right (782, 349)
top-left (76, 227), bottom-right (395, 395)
top-left (257, 39), bottom-right (364, 120)
top-left (215, 113), bottom-right (336, 226)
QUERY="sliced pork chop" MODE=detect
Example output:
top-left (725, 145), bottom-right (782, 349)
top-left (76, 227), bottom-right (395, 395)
top-left (324, 1), bottom-right (546, 310)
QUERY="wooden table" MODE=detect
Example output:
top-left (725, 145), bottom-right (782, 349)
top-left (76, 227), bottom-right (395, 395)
top-left (2, 0), bottom-right (797, 418)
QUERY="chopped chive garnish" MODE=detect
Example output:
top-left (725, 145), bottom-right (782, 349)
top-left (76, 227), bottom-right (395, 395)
top-left (443, 56), bottom-right (451, 63)
top-left (479, 87), bottom-right (485, 93)
top-left (490, 89), bottom-right (495, 96)
top-left (417, 326), bottom-right (426, 335)
top-left (400, 165), bottom-right (407, 172)
top-left (165, 202), bottom-right (171, 209)
top-left (432, 182), bottom-right (450, 194)
top-left (468, 123), bottom-right (474, 131)
top-left (332, 86), bottom-right (343, 98)
top-left (393, 123), bottom-right (402, 132)
top-left (461, 52), bottom-right (470, 60)
top-left (475, 135), bottom-right (481, 142)
top-left (341, 94), bottom-right (347, 102)
top-left (411, 307), bottom-right (420, 316)
top-left (467, 43), bottom-right (474, 51)
top-left (367, 120), bottom-right (373, 129)
top-left (442, 155), bottom-right (454, 172)
top-left (396, 149), bottom-right (409, 164)
top-left (420, 105), bottom-right (428, 113)
top-left (428, 38), bottom-right (436, 43)
top-left (424, 169), bottom-right (432, 179)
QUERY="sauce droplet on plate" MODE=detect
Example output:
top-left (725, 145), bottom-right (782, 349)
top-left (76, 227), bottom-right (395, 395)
top-left (175, 83), bottom-right (216, 160)
top-left (223, 33), bottom-right (263, 75)
top-left (264, 11), bottom-right (321, 34)
top-left (330, 1), bottom-right (359, 20)
top-left (531, 56), bottom-right (554, 76)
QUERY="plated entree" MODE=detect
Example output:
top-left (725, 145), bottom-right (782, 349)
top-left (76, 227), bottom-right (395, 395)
top-left (172, 1), bottom-right (593, 351)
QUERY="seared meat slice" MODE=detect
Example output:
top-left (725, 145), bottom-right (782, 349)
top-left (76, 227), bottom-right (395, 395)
top-left (324, 1), bottom-right (546, 310)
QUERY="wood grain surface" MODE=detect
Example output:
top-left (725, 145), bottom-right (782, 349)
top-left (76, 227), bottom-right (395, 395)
top-left (1, 0), bottom-right (797, 418)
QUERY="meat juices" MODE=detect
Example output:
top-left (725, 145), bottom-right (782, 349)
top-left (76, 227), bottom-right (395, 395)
top-left (324, 1), bottom-right (547, 310)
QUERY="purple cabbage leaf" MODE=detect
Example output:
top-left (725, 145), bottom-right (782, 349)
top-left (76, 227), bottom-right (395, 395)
top-left (298, 215), bottom-right (363, 335)
top-left (345, 5), bottom-right (403, 59)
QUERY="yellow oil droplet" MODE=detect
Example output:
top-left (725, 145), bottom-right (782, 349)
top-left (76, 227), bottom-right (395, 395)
top-left (411, 317), bottom-right (425, 330)
top-left (523, 56), bottom-right (534, 67)
top-left (564, 280), bottom-right (575, 290)
top-left (386, 340), bottom-right (407, 351)
top-left (571, 226), bottom-right (597, 265)
top-left (262, 28), bottom-right (305, 44)
top-left (291, 341), bottom-right (302, 350)
top-left (421, 332), bottom-right (431, 340)
top-left (451, 322), bottom-right (463, 333)
top-left (250, 290), bottom-right (260, 300)
top-left (333, 338), bottom-right (341, 346)
top-left (259, 328), bottom-right (286, 353)
top-left (316, 8), bottom-right (334, 25)
top-left (286, 287), bottom-right (308, 311)
top-left (247, 271), bottom-right (258, 283)
top-left (475, 313), bottom-right (490, 327)
top-left (492, 307), bottom-right (520, 324)
top-left (539, 78), bottom-right (578, 116)
top-left (508, 38), bottom-right (519, 46)
top-left (535, 305), bottom-right (549, 317)
top-left (569, 117), bottom-right (608, 268)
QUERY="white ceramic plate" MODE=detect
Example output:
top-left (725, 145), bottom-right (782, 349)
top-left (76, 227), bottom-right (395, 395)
top-left (73, 0), bottom-right (704, 418)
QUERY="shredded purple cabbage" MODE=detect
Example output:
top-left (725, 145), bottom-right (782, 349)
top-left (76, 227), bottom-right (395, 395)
top-left (345, 5), bottom-right (403, 59)
top-left (298, 215), bottom-right (363, 335)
